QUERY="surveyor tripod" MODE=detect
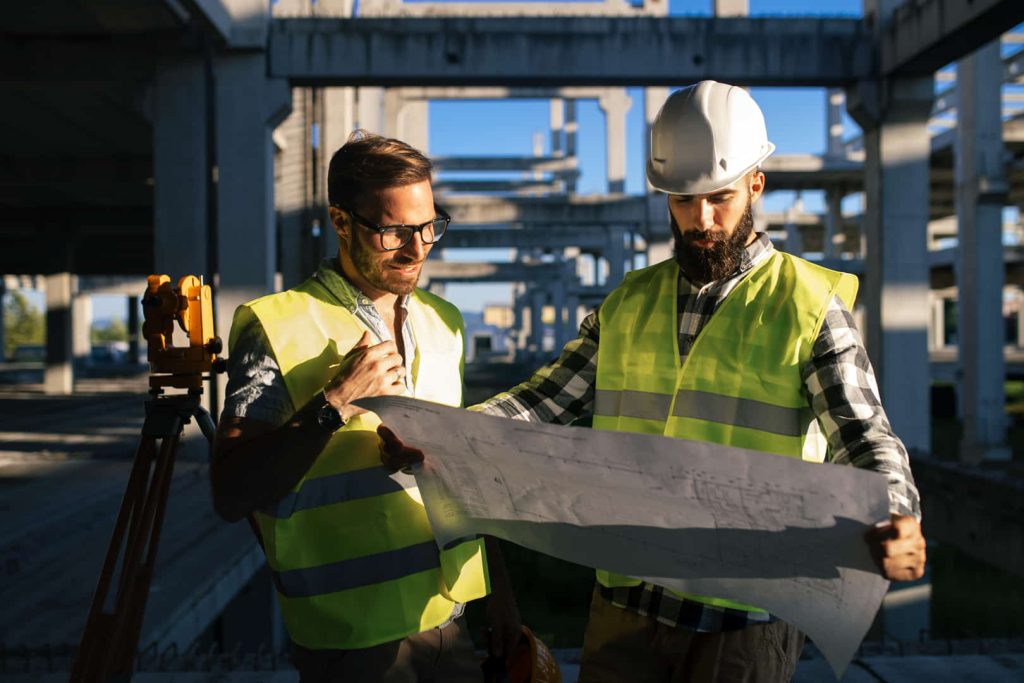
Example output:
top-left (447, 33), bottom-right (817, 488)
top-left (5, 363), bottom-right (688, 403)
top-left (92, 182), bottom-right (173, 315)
top-left (70, 274), bottom-right (224, 682)
top-left (70, 390), bottom-right (216, 682)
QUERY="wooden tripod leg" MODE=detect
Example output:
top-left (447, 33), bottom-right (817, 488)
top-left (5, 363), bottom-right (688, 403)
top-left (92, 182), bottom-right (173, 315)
top-left (108, 430), bottom-right (181, 674)
top-left (70, 433), bottom-right (160, 682)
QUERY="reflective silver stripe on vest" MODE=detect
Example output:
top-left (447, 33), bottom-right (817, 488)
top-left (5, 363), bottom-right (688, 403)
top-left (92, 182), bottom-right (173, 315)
top-left (672, 389), bottom-right (802, 437)
top-left (274, 540), bottom-right (440, 598)
top-left (260, 469), bottom-right (417, 519)
top-left (594, 389), bottom-right (672, 422)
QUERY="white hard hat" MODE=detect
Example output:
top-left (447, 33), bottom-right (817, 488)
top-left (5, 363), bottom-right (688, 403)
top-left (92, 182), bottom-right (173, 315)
top-left (647, 81), bottom-right (775, 195)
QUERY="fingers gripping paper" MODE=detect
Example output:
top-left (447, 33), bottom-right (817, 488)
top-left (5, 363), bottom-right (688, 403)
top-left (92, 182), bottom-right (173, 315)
top-left (359, 396), bottom-right (891, 679)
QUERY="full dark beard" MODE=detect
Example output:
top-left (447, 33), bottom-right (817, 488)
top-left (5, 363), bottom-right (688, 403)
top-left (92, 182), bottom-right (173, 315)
top-left (673, 200), bottom-right (755, 284)
top-left (350, 232), bottom-right (421, 296)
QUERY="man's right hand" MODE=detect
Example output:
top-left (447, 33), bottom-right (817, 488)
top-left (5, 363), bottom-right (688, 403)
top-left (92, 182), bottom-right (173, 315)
top-left (325, 331), bottom-right (406, 420)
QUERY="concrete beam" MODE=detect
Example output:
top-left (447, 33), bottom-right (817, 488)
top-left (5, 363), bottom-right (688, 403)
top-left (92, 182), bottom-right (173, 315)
top-left (433, 179), bottom-right (564, 194)
top-left (76, 276), bottom-right (149, 297)
top-left (433, 156), bottom-right (579, 173)
top-left (1009, 47), bottom-right (1024, 84)
top-left (443, 227), bottom-right (611, 250)
top-left (761, 154), bottom-right (864, 190)
top-left (359, 0), bottom-right (665, 17)
top-left (931, 47), bottom-right (1024, 116)
top-left (881, 0), bottom-right (1024, 76)
top-left (440, 195), bottom-right (647, 225)
top-left (269, 17), bottom-right (873, 87)
top-left (399, 86), bottom-right (621, 100)
top-left (422, 260), bottom-right (575, 283)
top-left (930, 114), bottom-right (1024, 153)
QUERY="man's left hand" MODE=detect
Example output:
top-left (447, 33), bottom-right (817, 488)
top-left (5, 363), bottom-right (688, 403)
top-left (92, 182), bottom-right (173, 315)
top-left (378, 425), bottom-right (424, 471)
top-left (865, 514), bottom-right (926, 581)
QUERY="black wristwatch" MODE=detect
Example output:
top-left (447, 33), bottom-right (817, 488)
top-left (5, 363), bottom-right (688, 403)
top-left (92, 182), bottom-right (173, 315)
top-left (317, 392), bottom-right (347, 433)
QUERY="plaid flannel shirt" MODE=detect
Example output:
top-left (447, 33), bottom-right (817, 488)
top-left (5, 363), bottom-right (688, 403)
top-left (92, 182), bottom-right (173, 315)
top-left (474, 234), bottom-right (920, 632)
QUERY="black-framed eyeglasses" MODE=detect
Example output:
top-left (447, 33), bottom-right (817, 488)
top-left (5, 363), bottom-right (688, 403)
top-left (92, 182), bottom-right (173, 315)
top-left (336, 204), bottom-right (450, 251)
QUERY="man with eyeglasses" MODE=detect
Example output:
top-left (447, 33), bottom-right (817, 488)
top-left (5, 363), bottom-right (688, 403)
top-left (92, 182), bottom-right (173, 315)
top-left (211, 131), bottom-right (520, 682)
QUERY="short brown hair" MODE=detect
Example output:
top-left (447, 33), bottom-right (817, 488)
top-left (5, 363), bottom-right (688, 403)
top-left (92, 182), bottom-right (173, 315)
top-left (327, 130), bottom-right (433, 209)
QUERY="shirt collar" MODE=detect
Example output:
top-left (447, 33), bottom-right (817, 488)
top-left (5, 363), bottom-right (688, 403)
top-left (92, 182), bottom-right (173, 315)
top-left (313, 257), bottom-right (410, 312)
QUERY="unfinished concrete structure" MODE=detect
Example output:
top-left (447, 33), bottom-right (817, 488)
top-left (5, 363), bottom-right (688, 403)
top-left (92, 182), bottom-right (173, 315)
top-left (2, 0), bottom-right (1024, 676)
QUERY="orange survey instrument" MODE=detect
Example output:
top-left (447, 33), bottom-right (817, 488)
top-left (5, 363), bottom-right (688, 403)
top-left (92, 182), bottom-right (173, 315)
top-left (71, 274), bottom-right (225, 682)
top-left (143, 274), bottom-right (222, 390)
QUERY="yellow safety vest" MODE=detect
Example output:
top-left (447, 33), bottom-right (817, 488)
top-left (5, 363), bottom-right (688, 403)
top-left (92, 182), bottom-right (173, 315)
top-left (593, 251), bottom-right (857, 612)
top-left (231, 276), bottom-right (488, 650)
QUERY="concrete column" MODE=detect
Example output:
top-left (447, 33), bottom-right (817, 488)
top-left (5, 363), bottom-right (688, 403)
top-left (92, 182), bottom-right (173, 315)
top-left (322, 86), bottom-right (356, 259)
top-left (71, 289), bottom-right (92, 363)
top-left (566, 294), bottom-right (580, 335)
top-left (324, 87), bottom-right (356, 156)
top-left (531, 131), bottom-right (544, 187)
top-left (550, 99), bottom-right (565, 156)
top-left (929, 295), bottom-right (944, 351)
top-left (565, 99), bottom-right (578, 194)
top-left (824, 190), bottom-right (843, 259)
top-left (153, 56), bottom-right (208, 280)
top-left (956, 41), bottom-right (1010, 462)
top-left (784, 195), bottom-right (804, 256)
top-left (846, 76), bottom-right (933, 454)
top-left (1018, 287), bottom-right (1024, 350)
top-left (356, 87), bottom-right (385, 134)
top-left (128, 296), bottom-right (141, 365)
top-left (530, 288), bottom-right (546, 357)
top-left (215, 54), bottom-right (292, 349)
top-left (398, 98), bottom-right (429, 153)
top-left (826, 89), bottom-right (845, 158)
top-left (382, 88), bottom-right (403, 139)
top-left (598, 90), bottom-right (632, 194)
top-left (276, 89), bottom-right (311, 290)
top-left (308, 88), bottom-right (327, 271)
top-left (0, 278), bottom-right (5, 361)
top-left (606, 226), bottom-right (626, 286)
top-left (551, 278), bottom-right (568, 353)
top-left (44, 272), bottom-right (73, 395)
top-left (644, 87), bottom-right (671, 193)
top-left (512, 289), bottom-right (526, 357)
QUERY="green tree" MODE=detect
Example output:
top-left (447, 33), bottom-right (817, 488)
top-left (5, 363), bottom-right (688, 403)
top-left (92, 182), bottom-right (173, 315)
top-left (3, 291), bottom-right (45, 359)
top-left (92, 317), bottom-right (128, 343)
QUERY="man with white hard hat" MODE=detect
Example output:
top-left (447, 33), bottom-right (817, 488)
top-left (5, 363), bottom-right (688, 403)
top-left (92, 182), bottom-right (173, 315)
top-left (383, 81), bottom-right (926, 682)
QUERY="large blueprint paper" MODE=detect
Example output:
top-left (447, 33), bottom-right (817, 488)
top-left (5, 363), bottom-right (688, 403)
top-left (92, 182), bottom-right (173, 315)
top-left (360, 396), bottom-right (891, 679)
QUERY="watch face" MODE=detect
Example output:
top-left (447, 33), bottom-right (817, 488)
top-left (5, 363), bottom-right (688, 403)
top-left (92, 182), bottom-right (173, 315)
top-left (318, 403), bottom-right (344, 431)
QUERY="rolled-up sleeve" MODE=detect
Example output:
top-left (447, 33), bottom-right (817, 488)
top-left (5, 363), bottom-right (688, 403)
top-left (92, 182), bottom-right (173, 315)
top-left (802, 296), bottom-right (922, 519)
top-left (222, 307), bottom-right (295, 427)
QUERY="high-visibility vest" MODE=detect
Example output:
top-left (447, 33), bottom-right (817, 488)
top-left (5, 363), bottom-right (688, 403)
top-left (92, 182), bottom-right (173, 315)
top-left (232, 276), bottom-right (488, 650)
top-left (593, 252), bottom-right (857, 613)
